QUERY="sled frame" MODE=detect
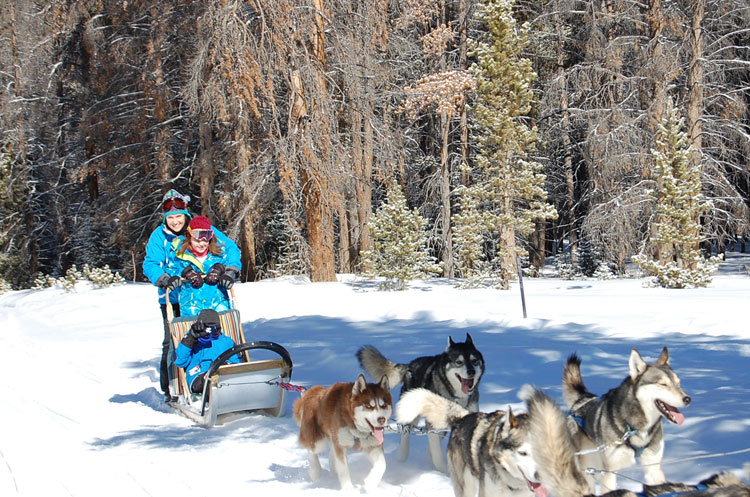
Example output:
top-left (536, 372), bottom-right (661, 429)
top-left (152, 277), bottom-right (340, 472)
top-left (165, 288), bottom-right (293, 425)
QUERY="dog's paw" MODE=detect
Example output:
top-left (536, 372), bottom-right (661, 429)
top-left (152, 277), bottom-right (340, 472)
top-left (361, 480), bottom-right (380, 493)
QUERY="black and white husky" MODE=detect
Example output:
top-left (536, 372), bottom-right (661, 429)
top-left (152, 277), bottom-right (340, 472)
top-left (396, 386), bottom-right (557, 497)
top-left (356, 333), bottom-right (484, 472)
top-left (562, 347), bottom-right (691, 493)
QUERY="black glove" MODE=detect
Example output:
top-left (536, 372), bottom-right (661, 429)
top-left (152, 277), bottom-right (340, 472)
top-left (181, 332), bottom-right (198, 349)
top-left (181, 267), bottom-right (203, 289)
top-left (166, 276), bottom-right (181, 291)
top-left (218, 273), bottom-right (235, 289)
top-left (155, 273), bottom-right (172, 289)
top-left (218, 265), bottom-right (240, 289)
top-left (204, 263), bottom-right (225, 286)
top-left (190, 320), bottom-right (210, 338)
top-left (225, 265), bottom-right (240, 279)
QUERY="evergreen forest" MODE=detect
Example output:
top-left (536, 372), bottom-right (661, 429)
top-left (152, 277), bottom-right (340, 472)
top-left (1, 0), bottom-right (749, 288)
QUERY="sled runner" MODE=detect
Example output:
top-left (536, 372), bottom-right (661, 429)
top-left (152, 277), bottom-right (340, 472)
top-left (166, 288), bottom-right (293, 426)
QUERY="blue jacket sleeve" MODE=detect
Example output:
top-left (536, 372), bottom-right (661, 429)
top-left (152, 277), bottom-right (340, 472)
top-left (213, 228), bottom-right (242, 272)
top-left (174, 341), bottom-right (193, 368)
top-left (143, 227), bottom-right (169, 285)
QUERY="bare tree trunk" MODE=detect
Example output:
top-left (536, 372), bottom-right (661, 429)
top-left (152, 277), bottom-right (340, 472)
top-left (556, 9), bottom-right (577, 264)
top-left (343, 87), bottom-right (374, 272)
top-left (358, 108), bottom-right (374, 257)
top-left (440, 111), bottom-right (454, 277)
top-left (338, 202), bottom-right (352, 272)
top-left (300, 165), bottom-right (336, 281)
top-left (198, 120), bottom-right (214, 217)
top-left (8, 2), bottom-right (24, 159)
top-left (646, 0), bottom-right (672, 265)
top-left (147, 15), bottom-right (174, 187)
top-left (499, 196), bottom-right (515, 290)
top-left (530, 220), bottom-right (546, 269)
top-left (685, 0), bottom-right (705, 271)
top-left (339, 104), bottom-right (359, 274)
top-left (235, 124), bottom-right (257, 282)
top-left (286, 0), bottom-right (337, 282)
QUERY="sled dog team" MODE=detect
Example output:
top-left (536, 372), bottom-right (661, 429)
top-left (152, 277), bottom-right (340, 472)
top-left (292, 335), bottom-right (744, 496)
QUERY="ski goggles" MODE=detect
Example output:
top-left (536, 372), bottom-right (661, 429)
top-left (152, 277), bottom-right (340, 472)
top-left (189, 228), bottom-right (214, 241)
top-left (162, 198), bottom-right (188, 212)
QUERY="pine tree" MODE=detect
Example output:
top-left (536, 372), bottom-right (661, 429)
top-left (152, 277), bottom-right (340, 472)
top-left (361, 183), bottom-right (443, 290)
top-left (633, 99), bottom-right (720, 288)
top-left (454, 0), bottom-right (557, 289)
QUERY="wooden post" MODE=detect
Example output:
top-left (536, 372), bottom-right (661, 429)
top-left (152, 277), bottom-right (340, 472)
top-left (516, 255), bottom-right (527, 318)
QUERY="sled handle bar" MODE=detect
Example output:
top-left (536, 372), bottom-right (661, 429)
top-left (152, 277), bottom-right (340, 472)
top-left (200, 341), bottom-right (294, 416)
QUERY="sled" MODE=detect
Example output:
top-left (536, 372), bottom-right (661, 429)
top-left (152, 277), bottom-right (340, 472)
top-left (165, 288), bottom-right (293, 426)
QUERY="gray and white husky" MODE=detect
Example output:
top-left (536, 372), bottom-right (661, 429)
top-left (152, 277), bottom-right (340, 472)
top-left (396, 386), bottom-right (552, 497)
top-left (356, 333), bottom-right (484, 472)
top-left (521, 385), bottom-right (747, 497)
top-left (562, 347), bottom-right (691, 493)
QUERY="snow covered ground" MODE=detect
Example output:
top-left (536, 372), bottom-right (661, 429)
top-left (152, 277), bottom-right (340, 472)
top-left (1, 253), bottom-right (749, 497)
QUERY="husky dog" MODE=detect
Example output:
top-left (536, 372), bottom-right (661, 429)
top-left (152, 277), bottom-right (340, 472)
top-left (523, 387), bottom-right (748, 497)
top-left (396, 386), bottom-right (552, 497)
top-left (562, 347), bottom-right (691, 493)
top-left (293, 374), bottom-right (392, 491)
top-left (521, 385), bottom-right (595, 497)
top-left (357, 333), bottom-right (484, 472)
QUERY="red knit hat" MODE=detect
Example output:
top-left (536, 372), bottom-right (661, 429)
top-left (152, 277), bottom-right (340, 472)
top-left (188, 215), bottom-right (212, 232)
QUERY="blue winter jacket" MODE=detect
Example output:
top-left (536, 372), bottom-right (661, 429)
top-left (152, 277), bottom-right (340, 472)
top-left (143, 222), bottom-right (241, 305)
top-left (174, 333), bottom-right (240, 390)
top-left (167, 236), bottom-right (241, 317)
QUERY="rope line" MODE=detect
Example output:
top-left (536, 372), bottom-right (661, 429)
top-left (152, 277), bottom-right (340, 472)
top-left (582, 447), bottom-right (750, 489)
top-left (574, 425), bottom-right (638, 456)
top-left (265, 379), bottom-right (308, 392)
top-left (385, 422), bottom-right (450, 436)
top-left (650, 447), bottom-right (750, 467)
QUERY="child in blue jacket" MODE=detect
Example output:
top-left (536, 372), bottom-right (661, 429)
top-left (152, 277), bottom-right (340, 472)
top-left (168, 215), bottom-right (241, 317)
top-left (143, 190), bottom-right (241, 402)
top-left (174, 309), bottom-right (240, 394)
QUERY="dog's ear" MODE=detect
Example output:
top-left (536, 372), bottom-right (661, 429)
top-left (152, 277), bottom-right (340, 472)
top-left (656, 346), bottom-right (669, 366)
top-left (353, 374), bottom-right (368, 395)
top-left (446, 336), bottom-right (455, 351)
top-left (378, 374), bottom-right (390, 391)
top-left (629, 349), bottom-right (648, 379)
top-left (465, 333), bottom-right (473, 345)
top-left (501, 406), bottom-right (518, 438)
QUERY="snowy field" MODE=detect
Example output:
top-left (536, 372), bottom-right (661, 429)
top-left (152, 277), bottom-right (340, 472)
top-left (1, 252), bottom-right (749, 497)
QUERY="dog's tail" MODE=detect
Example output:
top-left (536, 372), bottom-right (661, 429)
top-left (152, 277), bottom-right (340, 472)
top-left (395, 388), bottom-right (468, 430)
top-left (520, 385), bottom-right (594, 497)
top-left (562, 353), bottom-right (596, 409)
top-left (292, 385), bottom-right (324, 426)
top-left (357, 345), bottom-right (408, 388)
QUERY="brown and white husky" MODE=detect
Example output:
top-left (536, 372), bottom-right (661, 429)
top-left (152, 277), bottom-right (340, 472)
top-left (293, 374), bottom-right (393, 491)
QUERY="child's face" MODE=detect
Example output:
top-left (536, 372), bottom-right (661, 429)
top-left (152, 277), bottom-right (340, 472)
top-left (189, 229), bottom-right (213, 252)
top-left (165, 214), bottom-right (187, 232)
top-left (190, 236), bottom-right (210, 253)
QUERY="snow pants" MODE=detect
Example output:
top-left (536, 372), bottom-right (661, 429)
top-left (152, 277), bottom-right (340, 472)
top-left (159, 303), bottom-right (181, 395)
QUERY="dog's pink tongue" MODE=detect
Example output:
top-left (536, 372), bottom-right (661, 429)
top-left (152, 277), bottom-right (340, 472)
top-left (461, 378), bottom-right (474, 394)
top-left (529, 481), bottom-right (549, 497)
top-left (666, 404), bottom-right (685, 425)
top-left (669, 406), bottom-right (685, 425)
top-left (373, 427), bottom-right (384, 445)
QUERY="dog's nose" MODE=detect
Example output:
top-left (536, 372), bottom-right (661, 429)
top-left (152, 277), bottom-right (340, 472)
top-left (683, 396), bottom-right (691, 406)
top-left (377, 417), bottom-right (386, 425)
